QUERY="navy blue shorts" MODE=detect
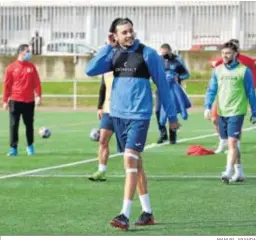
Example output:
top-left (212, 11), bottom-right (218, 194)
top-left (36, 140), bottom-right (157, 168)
top-left (112, 117), bottom-right (150, 153)
top-left (218, 115), bottom-right (244, 139)
top-left (99, 113), bottom-right (114, 132)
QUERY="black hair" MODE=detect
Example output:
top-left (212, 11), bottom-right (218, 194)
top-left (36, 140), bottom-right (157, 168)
top-left (109, 18), bottom-right (133, 33)
top-left (229, 38), bottom-right (239, 45)
top-left (221, 41), bottom-right (238, 52)
top-left (17, 44), bottom-right (29, 54)
top-left (160, 43), bottom-right (172, 51)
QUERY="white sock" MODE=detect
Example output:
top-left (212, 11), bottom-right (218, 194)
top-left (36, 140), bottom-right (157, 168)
top-left (225, 151), bottom-right (233, 176)
top-left (98, 164), bottom-right (107, 172)
top-left (219, 138), bottom-right (227, 146)
top-left (234, 164), bottom-right (243, 176)
top-left (139, 194), bottom-right (152, 214)
top-left (215, 138), bottom-right (228, 153)
top-left (120, 200), bottom-right (132, 219)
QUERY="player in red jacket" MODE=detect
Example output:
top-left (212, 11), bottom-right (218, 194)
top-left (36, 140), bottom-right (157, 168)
top-left (2, 44), bottom-right (42, 156)
top-left (211, 39), bottom-right (256, 153)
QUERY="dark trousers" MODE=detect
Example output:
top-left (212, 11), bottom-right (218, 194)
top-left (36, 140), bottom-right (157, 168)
top-left (8, 100), bottom-right (35, 148)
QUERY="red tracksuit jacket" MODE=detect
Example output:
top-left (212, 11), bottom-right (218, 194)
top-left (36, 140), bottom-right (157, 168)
top-left (212, 54), bottom-right (256, 88)
top-left (2, 60), bottom-right (42, 103)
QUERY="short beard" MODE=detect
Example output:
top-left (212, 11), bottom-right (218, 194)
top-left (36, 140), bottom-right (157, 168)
top-left (120, 41), bottom-right (134, 49)
top-left (227, 59), bottom-right (235, 65)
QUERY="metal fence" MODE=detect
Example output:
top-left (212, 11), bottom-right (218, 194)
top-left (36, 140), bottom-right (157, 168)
top-left (0, 1), bottom-right (256, 55)
top-left (0, 79), bottom-right (203, 110)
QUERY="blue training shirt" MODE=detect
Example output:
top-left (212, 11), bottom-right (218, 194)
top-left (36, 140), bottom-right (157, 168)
top-left (86, 39), bottom-right (177, 123)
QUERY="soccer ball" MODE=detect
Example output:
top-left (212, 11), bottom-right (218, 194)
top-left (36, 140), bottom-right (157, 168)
top-left (90, 128), bottom-right (100, 142)
top-left (38, 127), bottom-right (51, 139)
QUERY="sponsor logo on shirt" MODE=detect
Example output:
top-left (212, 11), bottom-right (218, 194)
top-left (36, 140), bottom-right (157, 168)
top-left (115, 61), bottom-right (136, 73)
top-left (221, 76), bottom-right (238, 81)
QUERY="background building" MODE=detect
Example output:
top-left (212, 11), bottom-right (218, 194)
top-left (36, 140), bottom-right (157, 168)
top-left (0, 0), bottom-right (255, 55)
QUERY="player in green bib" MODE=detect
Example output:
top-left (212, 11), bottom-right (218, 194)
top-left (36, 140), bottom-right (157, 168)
top-left (204, 41), bottom-right (256, 184)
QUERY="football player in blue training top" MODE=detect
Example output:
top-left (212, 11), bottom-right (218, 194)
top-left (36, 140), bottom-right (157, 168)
top-left (155, 43), bottom-right (191, 144)
top-left (86, 18), bottom-right (178, 231)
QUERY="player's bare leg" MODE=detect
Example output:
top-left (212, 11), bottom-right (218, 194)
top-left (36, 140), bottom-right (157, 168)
top-left (110, 149), bottom-right (139, 230)
top-left (89, 129), bottom-right (112, 181)
top-left (213, 118), bottom-right (240, 154)
top-left (135, 156), bottom-right (155, 226)
top-left (213, 118), bottom-right (228, 154)
top-left (222, 137), bottom-right (244, 183)
top-left (99, 129), bottom-right (112, 167)
top-left (212, 104), bottom-right (228, 154)
top-left (228, 137), bottom-right (244, 183)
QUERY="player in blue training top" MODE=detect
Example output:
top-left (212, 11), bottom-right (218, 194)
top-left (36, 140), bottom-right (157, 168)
top-left (156, 43), bottom-right (191, 144)
top-left (86, 18), bottom-right (178, 231)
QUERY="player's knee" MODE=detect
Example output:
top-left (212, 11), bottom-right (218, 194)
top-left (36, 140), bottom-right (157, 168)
top-left (124, 151), bottom-right (139, 160)
top-left (125, 168), bottom-right (138, 174)
top-left (137, 159), bottom-right (143, 171)
top-left (124, 152), bottom-right (139, 169)
top-left (99, 136), bottom-right (109, 147)
top-left (99, 131), bottom-right (111, 147)
top-left (25, 124), bottom-right (33, 130)
top-left (228, 138), bottom-right (238, 149)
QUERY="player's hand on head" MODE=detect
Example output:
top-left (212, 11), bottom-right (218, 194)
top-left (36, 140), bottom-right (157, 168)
top-left (97, 109), bottom-right (104, 120)
top-left (204, 109), bottom-right (212, 120)
top-left (107, 33), bottom-right (118, 47)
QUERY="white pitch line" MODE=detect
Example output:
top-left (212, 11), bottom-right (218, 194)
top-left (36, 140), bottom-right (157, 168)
top-left (13, 174), bottom-right (256, 179)
top-left (0, 126), bottom-right (255, 180)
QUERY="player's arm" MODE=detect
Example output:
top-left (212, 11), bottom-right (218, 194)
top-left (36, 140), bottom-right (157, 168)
top-left (85, 45), bottom-right (114, 76)
top-left (243, 68), bottom-right (256, 119)
top-left (176, 58), bottom-right (190, 81)
top-left (97, 75), bottom-right (106, 110)
top-left (32, 65), bottom-right (42, 105)
top-left (33, 65), bottom-right (42, 97)
top-left (238, 54), bottom-right (255, 69)
top-left (204, 70), bottom-right (218, 110)
top-left (2, 66), bottom-right (13, 104)
top-left (144, 48), bottom-right (177, 124)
